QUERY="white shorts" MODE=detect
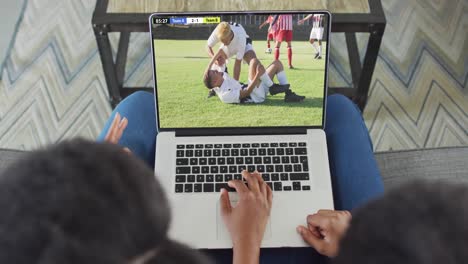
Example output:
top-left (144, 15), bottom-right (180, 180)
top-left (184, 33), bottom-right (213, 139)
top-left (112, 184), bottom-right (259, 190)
top-left (246, 79), bottom-right (269, 103)
top-left (216, 43), bottom-right (254, 70)
top-left (310, 27), bottom-right (324, 40)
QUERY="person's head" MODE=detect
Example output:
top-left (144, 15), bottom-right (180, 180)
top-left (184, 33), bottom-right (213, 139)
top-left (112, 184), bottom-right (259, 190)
top-left (203, 70), bottom-right (224, 89)
top-left (0, 139), bottom-right (210, 264)
top-left (334, 181), bottom-right (468, 264)
top-left (215, 22), bottom-right (234, 45)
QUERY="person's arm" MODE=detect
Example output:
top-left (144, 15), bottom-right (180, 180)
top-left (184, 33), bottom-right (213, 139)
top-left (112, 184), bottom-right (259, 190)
top-left (258, 20), bottom-right (269, 29)
top-left (270, 15), bottom-right (279, 27)
top-left (233, 59), bottom-right (242, 81)
top-left (239, 63), bottom-right (263, 99)
top-left (298, 14), bottom-right (313, 25)
top-left (204, 49), bottom-right (226, 75)
top-left (220, 171), bottom-right (273, 264)
top-left (206, 29), bottom-right (219, 58)
top-left (297, 210), bottom-right (352, 257)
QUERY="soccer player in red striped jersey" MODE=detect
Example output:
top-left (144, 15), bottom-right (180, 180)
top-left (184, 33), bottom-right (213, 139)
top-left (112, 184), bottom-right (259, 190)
top-left (258, 15), bottom-right (277, 54)
top-left (298, 14), bottom-right (325, 59)
top-left (271, 14), bottom-right (294, 69)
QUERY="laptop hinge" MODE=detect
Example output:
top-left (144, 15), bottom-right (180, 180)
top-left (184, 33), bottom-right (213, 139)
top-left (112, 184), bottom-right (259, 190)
top-left (175, 128), bottom-right (309, 137)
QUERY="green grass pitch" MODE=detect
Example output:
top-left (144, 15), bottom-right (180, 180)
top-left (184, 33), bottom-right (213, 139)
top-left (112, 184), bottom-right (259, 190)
top-left (154, 39), bottom-right (327, 128)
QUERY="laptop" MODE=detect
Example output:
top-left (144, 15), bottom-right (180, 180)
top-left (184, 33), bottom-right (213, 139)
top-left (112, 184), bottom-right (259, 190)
top-left (150, 11), bottom-right (333, 249)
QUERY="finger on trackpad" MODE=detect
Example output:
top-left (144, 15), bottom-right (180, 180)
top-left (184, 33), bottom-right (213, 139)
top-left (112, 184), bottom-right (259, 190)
top-left (216, 196), bottom-right (272, 240)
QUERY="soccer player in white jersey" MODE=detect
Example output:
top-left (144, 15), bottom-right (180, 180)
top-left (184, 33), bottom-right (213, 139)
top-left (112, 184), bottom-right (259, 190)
top-left (271, 14), bottom-right (294, 69)
top-left (258, 15), bottom-right (277, 54)
top-left (206, 21), bottom-right (257, 81)
top-left (298, 14), bottom-right (324, 59)
top-left (203, 49), bottom-right (305, 104)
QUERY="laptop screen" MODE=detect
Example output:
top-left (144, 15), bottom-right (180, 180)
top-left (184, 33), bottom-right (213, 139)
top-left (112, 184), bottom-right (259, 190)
top-left (150, 12), bottom-right (330, 130)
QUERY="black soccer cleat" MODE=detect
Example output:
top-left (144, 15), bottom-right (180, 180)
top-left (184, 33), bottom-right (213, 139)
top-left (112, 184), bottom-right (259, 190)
top-left (284, 91), bottom-right (305, 102)
top-left (206, 89), bottom-right (216, 99)
top-left (314, 53), bottom-right (320, 59)
top-left (317, 56), bottom-right (322, 60)
top-left (269, 83), bottom-right (290, 95)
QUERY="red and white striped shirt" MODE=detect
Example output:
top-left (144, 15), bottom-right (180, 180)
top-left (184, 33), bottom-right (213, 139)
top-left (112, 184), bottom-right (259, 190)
top-left (274, 14), bottom-right (293, 31)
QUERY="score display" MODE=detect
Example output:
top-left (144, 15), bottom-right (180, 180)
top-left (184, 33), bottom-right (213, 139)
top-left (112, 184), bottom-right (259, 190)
top-left (153, 16), bottom-right (220, 25)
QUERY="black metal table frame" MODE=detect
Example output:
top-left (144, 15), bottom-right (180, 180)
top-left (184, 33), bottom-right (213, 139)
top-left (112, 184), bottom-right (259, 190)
top-left (92, 0), bottom-right (385, 110)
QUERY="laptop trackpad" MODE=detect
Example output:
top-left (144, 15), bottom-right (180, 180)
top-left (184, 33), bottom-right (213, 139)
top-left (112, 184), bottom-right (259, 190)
top-left (216, 194), bottom-right (272, 240)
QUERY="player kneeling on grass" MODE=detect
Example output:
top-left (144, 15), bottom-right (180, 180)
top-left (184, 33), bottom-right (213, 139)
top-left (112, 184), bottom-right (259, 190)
top-left (203, 49), bottom-right (305, 104)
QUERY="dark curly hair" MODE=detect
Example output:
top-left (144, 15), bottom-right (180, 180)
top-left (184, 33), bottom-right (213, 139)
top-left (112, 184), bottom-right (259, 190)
top-left (0, 139), bottom-right (211, 264)
top-left (334, 180), bottom-right (468, 264)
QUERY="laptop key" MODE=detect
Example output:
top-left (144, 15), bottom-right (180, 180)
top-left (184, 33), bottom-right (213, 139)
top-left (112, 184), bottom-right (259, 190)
top-left (254, 157), bottom-right (262, 164)
top-left (234, 174), bottom-right (242, 180)
top-left (300, 156), bottom-right (308, 163)
top-left (259, 149), bottom-right (266, 156)
top-left (202, 166), bottom-right (210, 173)
top-left (303, 162), bottom-right (309, 172)
top-left (295, 148), bottom-right (307, 155)
top-left (293, 182), bottom-right (301, 191)
top-left (227, 157), bottom-right (235, 164)
top-left (208, 158), bottom-right (216, 165)
top-left (199, 158), bottom-right (207, 165)
top-left (195, 150), bottom-right (202, 157)
top-left (229, 166), bottom-right (237, 173)
top-left (220, 166), bottom-right (228, 173)
top-left (192, 166), bottom-right (200, 174)
top-left (186, 150), bottom-right (194, 157)
top-left (283, 186), bottom-right (292, 191)
top-left (245, 157), bottom-right (253, 164)
top-left (196, 175), bottom-right (204, 182)
top-left (175, 184), bottom-right (184, 193)
top-left (223, 144), bottom-right (232, 148)
top-left (240, 149), bottom-right (248, 156)
top-left (247, 165), bottom-right (256, 172)
top-left (290, 173), bottom-right (309, 181)
top-left (206, 174), bottom-right (214, 182)
top-left (294, 164), bottom-right (302, 172)
top-left (225, 174), bottom-right (233, 181)
top-left (257, 165), bottom-right (265, 173)
top-left (274, 182), bottom-right (282, 191)
top-left (285, 165), bottom-right (293, 172)
top-left (204, 183), bottom-right (214, 192)
top-left (218, 157), bottom-right (226, 165)
top-left (215, 174), bottom-right (223, 182)
top-left (204, 144), bottom-right (213, 148)
top-left (204, 149), bottom-right (212, 156)
top-left (213, 149), bottom-right (221, 156)
top-left (214, 144), bottom-right (222, 148)
top-left (176, 167), bottom-right (190, 174)
top-left (275, 165), bottom-right (284, 173)
top-left (280, 143), bottom-right (288, 147)
top-left (266, 165), bottom-right (274, 172)
top-left (216, 183), bottom-right (235, 192)
top-left (177, 145), bottom-right (184, 149)
top-left (186, 144), bottom-right (194, 149)
top-left (271, 173), bottom-right (280, 181)
top-left (233, 144), bottom-right (241, 148)
top-left (236, 157), bottom-right (244, 164)
top-left (289, 142), bottom-right (297, 147)
top-left (210, 166), bottom-right (219, 173)
top-left (271, 143), bottom-right (278, 147)
top-left (266, 182), bottom-right (273, 190)
top-left (273, 157), bottom-right (281, 164)
top-left (252, 143), bottom-right (260, 148)
top-left (175, 175), bottom-right (186, 183)
top-left (184, 184), bottom-right (193, 193)
top-left (291, 156), bottom-right (299, 163)
top-left (190, 158), bottom-right (198, 165)
top-left (176, 150), bottom-right (184, 157)
top-left (187, 175), bottom-right (195, 182)
top-left (280, 173), bottom-right (288, 181)
top-left (195, 144), bottom-right (203, 149)
top-left (261, 143), bottom-right (269, 147)
top-left (231, 149), bottom-right (239, 156)
top-left (267, 148), bottom-right (275, 155)
top-left (222, 149), bottom-right (230, 156)
top-left (263, 157), bottom-right (272, 164)
top-left (262, 174), bottom-right (270, 181)
top-left (299, 142), bottom-right (306, 147)
top-left (286, 148), bottom-right (294, 155)
top-left (249, 149), bottom-right (257, 156)
top-left (276, 148), bottom-right (285, 155)
top-left (194, 184), bottom-right (202, 192)
top-left (242, 143), bottom-right (251, 148)
top-left (282, 156), bottom-right (290, 163)
top-left (176, 158), bottom-right (188, 166)
top-left (302, 185), bottom-right (311, 191)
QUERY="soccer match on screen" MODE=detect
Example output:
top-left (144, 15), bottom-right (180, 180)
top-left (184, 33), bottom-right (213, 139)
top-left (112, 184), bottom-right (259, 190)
top-left (152, 13), bottom-right (328, 129)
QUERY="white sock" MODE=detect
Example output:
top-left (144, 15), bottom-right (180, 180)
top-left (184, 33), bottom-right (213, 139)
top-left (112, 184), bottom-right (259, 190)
top-left (276, 71), bottom-right (288, 85)
top-left (312, 42), bottom-right (319, 53)
top-left (318, 45), bottom-right (322, 56)
top-left (260, 72), bottom-right (274, 87)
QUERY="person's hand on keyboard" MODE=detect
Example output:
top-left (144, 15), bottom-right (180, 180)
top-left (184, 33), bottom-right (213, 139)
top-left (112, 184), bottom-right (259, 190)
top-left (104, 112), bottom-right (131, 154)
top-left (296, 210), bottom-right (352, 257)
top-left (220, 170), bottom-right (273, 264)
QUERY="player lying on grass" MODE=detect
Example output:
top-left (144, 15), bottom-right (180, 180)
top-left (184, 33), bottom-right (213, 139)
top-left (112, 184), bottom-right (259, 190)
top-left (203, 49), bottom-right (305, 104)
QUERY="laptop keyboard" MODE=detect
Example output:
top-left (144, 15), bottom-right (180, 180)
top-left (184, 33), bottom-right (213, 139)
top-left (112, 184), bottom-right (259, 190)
top-left (174, 142), bottom-right (310, 193)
